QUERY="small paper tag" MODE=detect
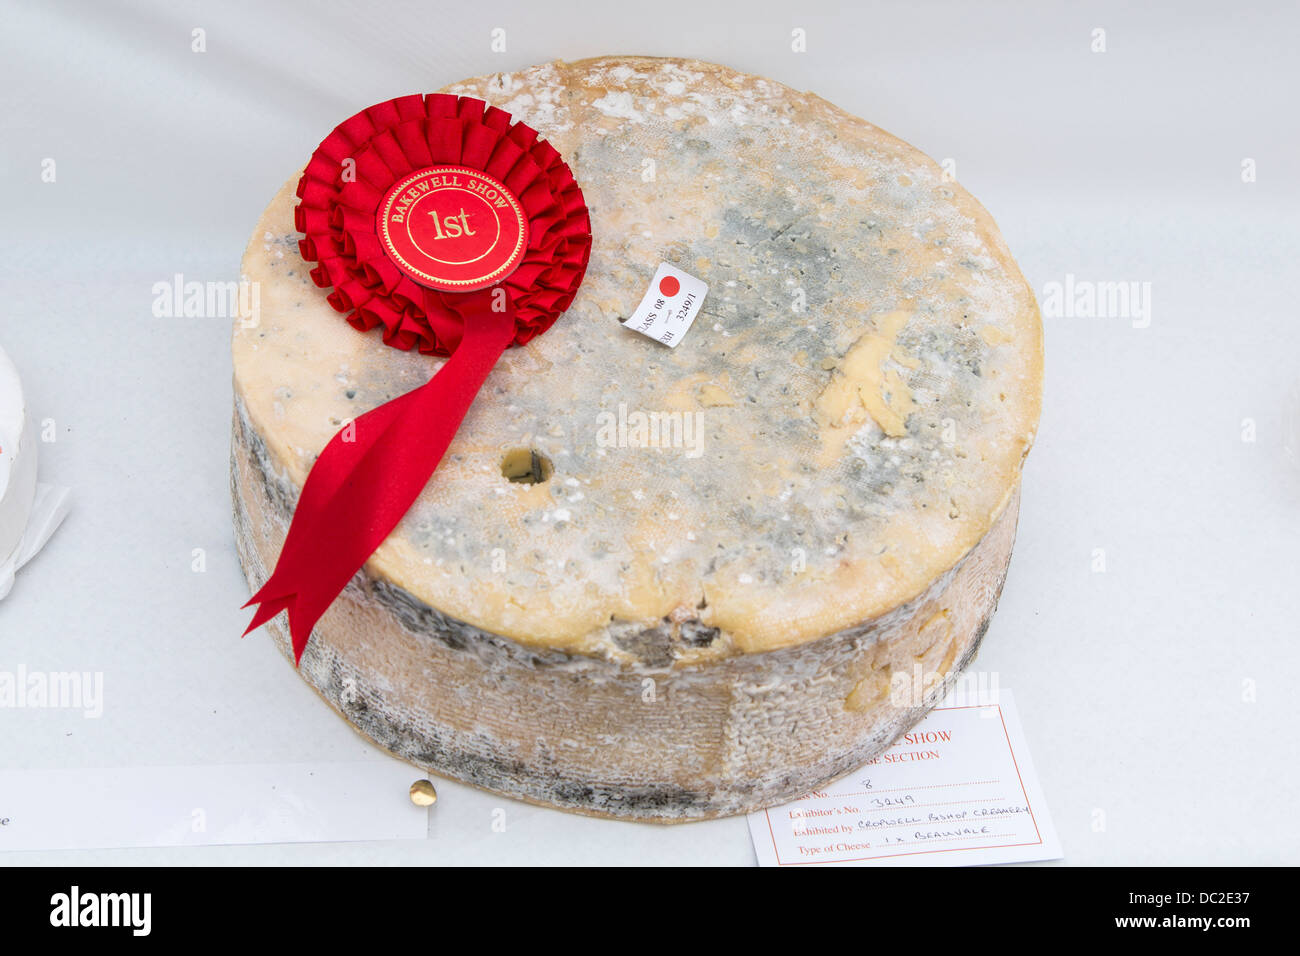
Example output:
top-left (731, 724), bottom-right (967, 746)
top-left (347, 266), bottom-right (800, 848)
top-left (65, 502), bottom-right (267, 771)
top-left (747, 690), bottom-right (1062, 867)
top-left (622, 263), bottom-right (708, 347)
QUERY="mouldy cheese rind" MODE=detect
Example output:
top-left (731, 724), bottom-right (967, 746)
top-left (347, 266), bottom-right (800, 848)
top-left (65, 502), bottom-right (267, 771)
top-left (231, 56), bottom-right (1042, 819)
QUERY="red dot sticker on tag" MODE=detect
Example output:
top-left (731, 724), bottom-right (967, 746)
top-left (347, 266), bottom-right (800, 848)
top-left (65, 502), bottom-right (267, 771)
top-left (377, 165), bottom-right (529, 292)
top-left (659, 275), bottom-right (680, 297)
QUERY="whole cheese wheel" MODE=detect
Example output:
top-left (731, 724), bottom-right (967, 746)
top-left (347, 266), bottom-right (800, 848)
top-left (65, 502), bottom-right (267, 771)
top-left (232, 56), bottom-right (1042, 820)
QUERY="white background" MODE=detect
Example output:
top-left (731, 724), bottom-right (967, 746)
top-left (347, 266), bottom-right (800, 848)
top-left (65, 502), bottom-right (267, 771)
top-left (1, 0), bottom-right (1297, 865)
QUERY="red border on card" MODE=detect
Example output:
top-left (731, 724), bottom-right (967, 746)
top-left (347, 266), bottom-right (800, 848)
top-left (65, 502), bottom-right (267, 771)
top-left (762, 703), bottom-right (1044, 866)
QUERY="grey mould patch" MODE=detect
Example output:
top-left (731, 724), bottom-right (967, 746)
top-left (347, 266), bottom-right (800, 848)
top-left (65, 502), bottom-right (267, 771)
top-left (610, 619), bottom-right (676, 668)
top-left (233, 403), bottom-right (300, 516)
top-left (608, 615), bottom-right (720, 668)
top-left (900, 321), bottom-right (986, 380)
top-left (680, 620), bottom-right (720, 647)
top-left (716, 204), bottom-right (839, 321)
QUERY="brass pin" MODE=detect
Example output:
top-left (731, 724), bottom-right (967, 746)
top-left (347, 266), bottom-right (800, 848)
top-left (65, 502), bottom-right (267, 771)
top-left (409, 779), bottom-right (438, 807)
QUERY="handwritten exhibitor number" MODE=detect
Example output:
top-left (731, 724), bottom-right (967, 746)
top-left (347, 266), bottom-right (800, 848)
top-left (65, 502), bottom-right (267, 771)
top-left (871, 794), bottom-right (917, 809)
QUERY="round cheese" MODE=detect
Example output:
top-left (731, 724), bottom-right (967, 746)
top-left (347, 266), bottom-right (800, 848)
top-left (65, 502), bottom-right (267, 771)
top-left (232, 56), bottom-right (1042, 820)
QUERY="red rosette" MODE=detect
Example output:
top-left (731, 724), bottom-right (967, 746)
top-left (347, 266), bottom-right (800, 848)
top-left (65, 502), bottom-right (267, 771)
top-left (294, 93), bottom-right (591, 354)
top-left (243, 94), bottom-right (592, 664)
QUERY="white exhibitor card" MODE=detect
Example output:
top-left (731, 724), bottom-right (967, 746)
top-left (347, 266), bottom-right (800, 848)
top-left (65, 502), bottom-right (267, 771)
top-left (748, 690), bottom-right (1062, 866)
top-left (0, 761), bottom-right (429, 852)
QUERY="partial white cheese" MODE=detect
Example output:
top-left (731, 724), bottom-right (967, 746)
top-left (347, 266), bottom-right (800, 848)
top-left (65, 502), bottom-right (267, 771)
top-left (0, 345), bottom-right (37, 575)
top-left (231, 56), bottom-right (1043, 820)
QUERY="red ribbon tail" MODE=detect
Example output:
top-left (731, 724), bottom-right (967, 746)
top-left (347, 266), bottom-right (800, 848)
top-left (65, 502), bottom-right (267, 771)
top-left (243, 305), bottom-right (516, 664)
top-left (242, 592), bottom-right (292, 634)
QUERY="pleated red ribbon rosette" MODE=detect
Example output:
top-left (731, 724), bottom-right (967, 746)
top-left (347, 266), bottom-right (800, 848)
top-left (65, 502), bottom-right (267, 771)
top-left (243, 93), bottom-right (591, 664)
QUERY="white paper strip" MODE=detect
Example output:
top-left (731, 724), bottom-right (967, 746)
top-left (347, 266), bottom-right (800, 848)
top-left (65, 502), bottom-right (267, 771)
top-left (0, 761), bottom-right (429, 851)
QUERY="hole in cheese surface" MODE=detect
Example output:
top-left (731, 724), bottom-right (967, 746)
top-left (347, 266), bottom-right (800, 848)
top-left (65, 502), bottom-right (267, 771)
top-left (501, 448), bottom-right (553, 485)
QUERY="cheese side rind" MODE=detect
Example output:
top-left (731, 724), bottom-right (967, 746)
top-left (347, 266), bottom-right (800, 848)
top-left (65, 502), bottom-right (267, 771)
top-left (231, 56), bottom-right (1042, 818)
top-left (234, 397), bottom-right (1020, 819)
